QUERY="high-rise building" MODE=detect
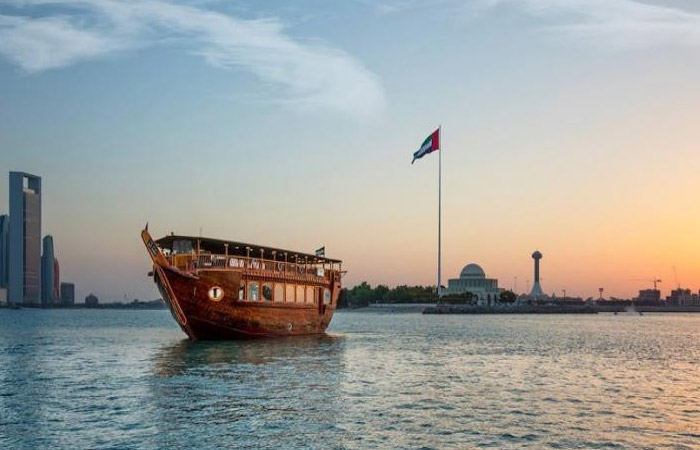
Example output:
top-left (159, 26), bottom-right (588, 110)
top-left (9, 172), bottom-right (42, 306)
top-left (0, 214), bottom-right (8, 289)
top-left (41, 235), bottom-right (55, 305)
top-left (53, 258), bottom-right (60, 305)
top-left (637, 289), bottom-right (662, 305)
top-left (60, 282), bottom-right (75, 306)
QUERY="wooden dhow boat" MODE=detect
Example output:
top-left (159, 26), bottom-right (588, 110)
top-left (141, 226), bottom-right (342, 339)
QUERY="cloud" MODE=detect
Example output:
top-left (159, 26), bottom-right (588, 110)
top-left (481, 0), bottom-right (700, 48)
top-left (0, 14), bottom-right (124, 72)
top-left (0, 0), bottom-right (385, 117)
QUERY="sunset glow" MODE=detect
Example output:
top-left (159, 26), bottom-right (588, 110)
top-left (1, 1), bottom-right (699, 301)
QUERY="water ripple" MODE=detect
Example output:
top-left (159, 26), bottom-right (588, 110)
top-left (0, 310), bottom-right (699, 449)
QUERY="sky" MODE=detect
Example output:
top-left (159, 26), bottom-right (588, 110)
top-left (1, 0), bottom-right (700, 302)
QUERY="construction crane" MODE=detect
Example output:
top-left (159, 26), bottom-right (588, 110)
top-left (673, 266), bottom-right (680, 289)
top-left (633, 278), bottom-right (662, 290)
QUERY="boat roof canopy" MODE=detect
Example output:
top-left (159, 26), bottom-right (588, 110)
top-left (155, 234), bottom-right (341, 264)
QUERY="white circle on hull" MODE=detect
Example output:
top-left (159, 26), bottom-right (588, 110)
top-left (286, 323), bottom-right (293, 331)
top-left (208, 286), bottom-right (224, 302)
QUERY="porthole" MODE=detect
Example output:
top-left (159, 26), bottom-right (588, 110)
top-left (208, 286), bottom-right (224, 302)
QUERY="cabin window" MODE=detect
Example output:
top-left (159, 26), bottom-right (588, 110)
top-left (274, 284), bottom-right (284, 302)
top-left (239, 281), bottom-right (245, 300)
top-left (324, 289), bottom-right (331, 305)
top-left (306, 286), bottom-right (315, 304)
top-left (172, 239), bottom-right (193, 255)
top-left (248, 282), bottom-right (259, 301)
top-left (262, 283), bottom-right (273, 302)
top-left (296, 285), bottom-right (305, 303)
top-left (286, 284), bottom-right (295, 302)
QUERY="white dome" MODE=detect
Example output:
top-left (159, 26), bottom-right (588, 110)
top-left (460, 263), bottom-right (485, 278)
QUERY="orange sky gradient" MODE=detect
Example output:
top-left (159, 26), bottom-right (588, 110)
top-left (1, 0), bottom-right (700, 302)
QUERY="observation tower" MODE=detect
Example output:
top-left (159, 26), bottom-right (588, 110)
top-left (529, 250), bottom-right (544, 297)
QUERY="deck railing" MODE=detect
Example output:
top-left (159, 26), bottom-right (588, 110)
top-left (166, 253), bottom-right (335, 282)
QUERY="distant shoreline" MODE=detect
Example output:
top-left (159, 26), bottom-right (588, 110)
top-left (0, 302), bottom-right (167, 310)
top-left (337, 303), bottom-right (700, 314)
top-left (3, 303), bottom-right (699, 314)
top-left (423, 305), bottom-right (700, 315)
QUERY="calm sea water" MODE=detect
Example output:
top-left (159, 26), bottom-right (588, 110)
top-left (0, 310), bottom-right (698, 449)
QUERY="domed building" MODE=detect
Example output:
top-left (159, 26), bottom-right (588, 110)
top-left (446, 263), bottom-right (502, 306)
top-left (85, 293), bottom-right (99, 307)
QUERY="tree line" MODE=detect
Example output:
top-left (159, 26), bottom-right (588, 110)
top-left (338, 282), bottom-right (436, 308)
top-left (338, 282), bottom-right (517, 308)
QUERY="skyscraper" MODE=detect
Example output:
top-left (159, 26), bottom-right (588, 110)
top-left (54, 258), bottom-right (60, 305)
top-left (0, 214), bottom-right (8, 305)
top-left (0, 214), bottom-right (8, 289)
top-left (9, 172), bottom-right (42, 306)
top-left (41, 235), bottom-right (55, 305)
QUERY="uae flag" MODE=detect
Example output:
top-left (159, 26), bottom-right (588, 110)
top-left (412, 128), bottom-right (440, 164)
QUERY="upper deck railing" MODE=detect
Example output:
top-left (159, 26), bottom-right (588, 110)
top-left (165, 252), bottom-right (337, 284)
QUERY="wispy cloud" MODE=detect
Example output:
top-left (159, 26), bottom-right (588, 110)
top-left (359, 0), bottom-right (700, 48)
top-left (362, 0), bottom-right (453, 16)
top-left (0, 0), bottom-right (385, 117)
top-left (0, 14), bottom-right (124, 72)
top-left (481, 0), bottom-right (700, 48)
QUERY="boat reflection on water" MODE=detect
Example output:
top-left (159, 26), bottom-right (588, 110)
top-left (148, 334), bottom-right (349, 448)
top-left (152, 333), bottom-right (346, 378)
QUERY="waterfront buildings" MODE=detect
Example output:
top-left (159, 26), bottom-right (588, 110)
top-left (0, 214), bottom-right (8, 304)
top-left (41, 235), bottom-right (59, 305)
top-left (666, 288), bottom-right (700, 307)
top-left (637, 289), bottom-right (661, 304)
top-left (60, 282), bottom-right (75, 306)
top-left (9, 172), bottom-right (42, 306)
top-left (446, 263), bottom-right (502, 305)
top-left (4, 171), bottom-right (67, 307)
top-left (54, 259), bottom-right (60, 303)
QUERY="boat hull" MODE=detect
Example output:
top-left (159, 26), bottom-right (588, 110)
top-left (154, 261), bottom-right (336, 340)
top-left (142, 227), bottom-right (340, 340)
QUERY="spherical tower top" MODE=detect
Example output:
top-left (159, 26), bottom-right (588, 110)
top-left (532, 250), bottom-right (542, 260)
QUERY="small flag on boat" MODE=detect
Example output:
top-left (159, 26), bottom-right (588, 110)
top-left (315, 246), bottom-right (325, 257)
top-left (412, 128), bottom-right (440, 164)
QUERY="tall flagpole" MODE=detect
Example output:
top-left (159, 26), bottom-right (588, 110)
top-left (437, 126), bottom-right (442, 301)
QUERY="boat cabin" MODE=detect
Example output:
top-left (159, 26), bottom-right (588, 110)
top-left (155, 234), bottom-right (342, 305)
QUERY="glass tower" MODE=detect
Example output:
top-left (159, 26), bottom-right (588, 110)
top-left (42, 235), bottom-right (55, 305)
top-left (9, 172), bottom-right (42, 306)
top-left (0, 214), bottom-right (8, 289)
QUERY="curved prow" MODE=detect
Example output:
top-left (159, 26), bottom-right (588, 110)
top-left (141, 225), bottom-right (193, 338)
top-left (141, 225), bottom-right (169, 267)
